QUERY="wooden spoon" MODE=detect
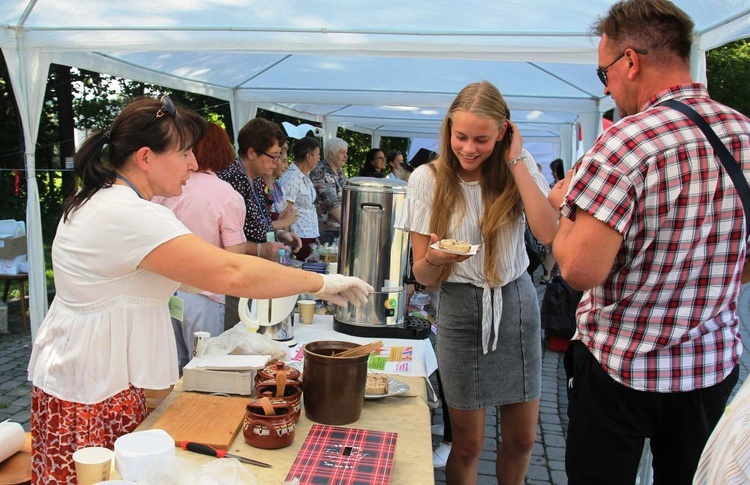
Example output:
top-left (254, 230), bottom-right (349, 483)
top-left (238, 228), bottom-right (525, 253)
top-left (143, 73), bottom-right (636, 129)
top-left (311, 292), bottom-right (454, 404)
top-left (275, 370), bottom-right (286, 398)
top-left (259, 396), bottom-right (276, 416)
top-left (335, 340), bottom-right (383, 358)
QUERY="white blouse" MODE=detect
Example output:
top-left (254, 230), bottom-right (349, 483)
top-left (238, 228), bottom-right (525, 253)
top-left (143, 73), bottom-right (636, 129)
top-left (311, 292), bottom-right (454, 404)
top-left (395, 150), bottom-right (549, 352)
top-left (28, 185), bottom-right (191, 404)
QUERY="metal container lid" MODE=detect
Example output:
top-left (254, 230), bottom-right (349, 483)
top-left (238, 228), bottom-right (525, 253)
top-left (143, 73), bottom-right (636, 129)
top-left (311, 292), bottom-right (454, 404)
top-left (345, 177), bottom-right (408, 194)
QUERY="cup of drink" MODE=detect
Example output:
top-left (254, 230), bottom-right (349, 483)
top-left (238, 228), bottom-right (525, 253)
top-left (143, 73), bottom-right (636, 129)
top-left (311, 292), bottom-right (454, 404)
top-left (73, 446), bottom-right (113, 485)
top-left (298, 300), bottom-right (316, 324)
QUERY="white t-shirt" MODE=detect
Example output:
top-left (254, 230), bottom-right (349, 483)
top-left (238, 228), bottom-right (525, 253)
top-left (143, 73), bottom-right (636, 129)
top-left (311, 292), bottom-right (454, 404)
top-left (28, 185), bottom-right (191, 404)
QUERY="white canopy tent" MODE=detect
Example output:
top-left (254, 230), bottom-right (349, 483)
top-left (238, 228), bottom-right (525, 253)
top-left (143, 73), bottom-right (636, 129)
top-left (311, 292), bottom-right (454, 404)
top-left (1, 0), bottom-right (749, 338)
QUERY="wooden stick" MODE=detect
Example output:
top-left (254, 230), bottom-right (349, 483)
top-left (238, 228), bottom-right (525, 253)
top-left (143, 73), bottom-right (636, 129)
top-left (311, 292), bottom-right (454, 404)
top-left (259, 396), bottom-right (276, 416)
top-left (275, 371), bottom-right (286, 398)
top-left (335, 340), bottom-right (383, 358)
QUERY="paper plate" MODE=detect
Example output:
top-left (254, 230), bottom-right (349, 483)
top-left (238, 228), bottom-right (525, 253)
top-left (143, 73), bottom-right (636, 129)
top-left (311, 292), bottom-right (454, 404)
top-left (365, 377), bottom-right (410, 400)
top-left (429, 242), bottom-right (480, 256)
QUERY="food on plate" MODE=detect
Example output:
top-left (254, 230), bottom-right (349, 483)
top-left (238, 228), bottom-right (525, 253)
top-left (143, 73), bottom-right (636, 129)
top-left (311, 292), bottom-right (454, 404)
top-left (438, 238), bottom-right (471, 253)
top-left (366, 372), bottom-right (388, 395)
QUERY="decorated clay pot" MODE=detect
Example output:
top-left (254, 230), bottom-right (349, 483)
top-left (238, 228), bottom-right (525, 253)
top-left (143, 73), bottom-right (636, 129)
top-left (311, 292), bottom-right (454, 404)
top-left (243, 399), bottom-right (296, 449)
top-left (255, 361), bottom-right (301, 386)
top-left (254, 379), bottom-right (303, 422)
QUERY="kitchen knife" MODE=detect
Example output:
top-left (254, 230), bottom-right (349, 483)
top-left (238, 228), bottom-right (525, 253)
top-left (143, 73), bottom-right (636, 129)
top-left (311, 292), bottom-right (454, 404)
top-left (180, 441), bottom-right (273, 468)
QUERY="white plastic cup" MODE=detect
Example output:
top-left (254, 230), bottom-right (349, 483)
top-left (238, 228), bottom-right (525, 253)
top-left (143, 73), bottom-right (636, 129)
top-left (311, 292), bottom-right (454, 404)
top-left (192, 331), bottom-right (210, 358)
top-left (298, 300), bottom-right (316, 324)
top-left (72, 447), bottom-right (113, 485)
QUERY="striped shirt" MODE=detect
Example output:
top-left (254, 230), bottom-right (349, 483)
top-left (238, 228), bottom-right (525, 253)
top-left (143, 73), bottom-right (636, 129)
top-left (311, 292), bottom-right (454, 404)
top-left (396, 150), bottom-right (549, 352)
top-left (561, 84), bottom-right (749, 392)
top-left (693, 377), bottom-right (750, 484)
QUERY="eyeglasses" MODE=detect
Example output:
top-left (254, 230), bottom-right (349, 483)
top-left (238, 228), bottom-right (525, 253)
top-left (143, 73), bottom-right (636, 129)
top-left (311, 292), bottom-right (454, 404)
top-left (142, 95), bottom-right (176, 130)
top-left (262, 151), bottom-right (283, 162)
top-left (596, 49), bottom-right (648, 86)
top-left (374, 156), bottom-right (386, 161)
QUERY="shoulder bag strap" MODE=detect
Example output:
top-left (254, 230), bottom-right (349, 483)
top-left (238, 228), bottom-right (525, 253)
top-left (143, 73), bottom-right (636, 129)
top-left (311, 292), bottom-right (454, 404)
top-left (659, 98), bottom-right (750, 233)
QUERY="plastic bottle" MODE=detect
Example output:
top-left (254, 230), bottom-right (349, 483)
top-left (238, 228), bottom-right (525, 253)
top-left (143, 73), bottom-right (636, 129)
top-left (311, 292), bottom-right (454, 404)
top-left (278, 248), bottom-right (290, 266)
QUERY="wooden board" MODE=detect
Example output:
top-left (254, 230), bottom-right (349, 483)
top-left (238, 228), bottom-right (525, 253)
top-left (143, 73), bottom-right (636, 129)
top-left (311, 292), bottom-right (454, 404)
top-left (150, 392), bottom-right (249, 450)
top-left (0, 433), bottom-right (31, 485)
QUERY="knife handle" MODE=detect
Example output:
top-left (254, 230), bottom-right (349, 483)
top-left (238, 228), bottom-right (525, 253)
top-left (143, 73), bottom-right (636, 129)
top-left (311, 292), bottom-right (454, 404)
top-left (181, 441), bottom-right (228, 458)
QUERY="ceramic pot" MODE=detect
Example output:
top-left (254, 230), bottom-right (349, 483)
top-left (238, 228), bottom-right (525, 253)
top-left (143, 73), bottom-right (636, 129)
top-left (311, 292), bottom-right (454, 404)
top-left (302, 340), bottom-right (368, 425)
top-left (255, 361), bottom-right (301, 386)
top-left (254, 379), bottom-right (303, 422)
top-left (243, 399), bottom-right (296, 449)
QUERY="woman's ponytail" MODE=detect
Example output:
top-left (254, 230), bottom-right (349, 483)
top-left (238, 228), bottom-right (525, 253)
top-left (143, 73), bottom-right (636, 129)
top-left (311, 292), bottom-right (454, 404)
top-left (63, 129), bottom-right (115, 221)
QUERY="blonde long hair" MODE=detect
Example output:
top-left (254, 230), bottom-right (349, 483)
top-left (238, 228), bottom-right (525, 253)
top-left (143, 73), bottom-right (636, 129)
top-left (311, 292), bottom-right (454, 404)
top-left (430, 81), bottom-right (521, 286)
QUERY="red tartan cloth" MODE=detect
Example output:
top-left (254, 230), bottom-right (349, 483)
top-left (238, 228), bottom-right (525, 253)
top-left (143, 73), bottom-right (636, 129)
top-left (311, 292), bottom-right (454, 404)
top-left (286, 424), bottom-right (397, 485)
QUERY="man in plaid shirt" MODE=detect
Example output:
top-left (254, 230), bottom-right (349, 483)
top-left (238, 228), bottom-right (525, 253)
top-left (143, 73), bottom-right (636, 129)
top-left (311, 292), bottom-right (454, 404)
top-left (549, 0), bottom-right (750, 483)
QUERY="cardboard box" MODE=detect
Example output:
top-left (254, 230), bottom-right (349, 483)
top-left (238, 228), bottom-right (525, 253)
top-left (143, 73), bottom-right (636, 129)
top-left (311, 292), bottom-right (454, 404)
top-left (0, 235), bottom-right (26, 259)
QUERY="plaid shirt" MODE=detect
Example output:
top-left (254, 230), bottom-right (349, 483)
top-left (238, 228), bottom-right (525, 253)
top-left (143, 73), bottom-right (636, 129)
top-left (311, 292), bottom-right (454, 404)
top-left (561, 84), bottom-right (750, 392)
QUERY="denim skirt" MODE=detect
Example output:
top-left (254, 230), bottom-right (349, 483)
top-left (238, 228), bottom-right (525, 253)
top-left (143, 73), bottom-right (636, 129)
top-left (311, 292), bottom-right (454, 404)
top-left (437, 274), bottom-right (541, 409)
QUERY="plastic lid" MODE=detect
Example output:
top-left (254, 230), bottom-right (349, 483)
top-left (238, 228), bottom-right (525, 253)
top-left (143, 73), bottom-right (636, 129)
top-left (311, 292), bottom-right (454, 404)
top-left (278, 249), bottom-right (286, 256)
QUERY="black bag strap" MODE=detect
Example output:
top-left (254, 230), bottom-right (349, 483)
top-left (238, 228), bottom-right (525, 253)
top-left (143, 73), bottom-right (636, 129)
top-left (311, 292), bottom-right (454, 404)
top-left (659, 99), bottom-right (750, 233)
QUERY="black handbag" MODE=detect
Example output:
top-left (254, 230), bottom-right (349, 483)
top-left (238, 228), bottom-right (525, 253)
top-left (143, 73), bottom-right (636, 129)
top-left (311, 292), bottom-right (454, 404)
top-left (524, 226), bottom-right (542, 275)
top-left (540, 274), bottom-right (583, 341)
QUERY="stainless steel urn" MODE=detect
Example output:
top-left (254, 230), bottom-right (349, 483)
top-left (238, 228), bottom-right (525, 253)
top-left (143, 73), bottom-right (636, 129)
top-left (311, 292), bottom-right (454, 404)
top-left (334, 177), bottom-right (410, 336)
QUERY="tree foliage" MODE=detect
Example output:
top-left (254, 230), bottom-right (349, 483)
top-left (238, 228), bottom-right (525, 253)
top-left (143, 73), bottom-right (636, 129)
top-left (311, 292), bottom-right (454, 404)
top-left (706, 39), bottom-right (750, 117)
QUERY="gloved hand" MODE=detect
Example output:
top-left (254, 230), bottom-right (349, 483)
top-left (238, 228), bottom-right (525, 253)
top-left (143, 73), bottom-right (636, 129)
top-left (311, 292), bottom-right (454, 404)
top-left (312, 274), bottom-right (373, 307)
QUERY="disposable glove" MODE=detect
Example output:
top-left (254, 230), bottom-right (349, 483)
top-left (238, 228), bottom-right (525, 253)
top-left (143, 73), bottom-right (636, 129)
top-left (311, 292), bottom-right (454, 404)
top-left (311, 274), bottom-right (373, 307)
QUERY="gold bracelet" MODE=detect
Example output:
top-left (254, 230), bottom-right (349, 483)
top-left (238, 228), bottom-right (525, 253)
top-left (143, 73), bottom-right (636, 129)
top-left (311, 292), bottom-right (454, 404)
top-left (424, 254), bottom-right (444, 268)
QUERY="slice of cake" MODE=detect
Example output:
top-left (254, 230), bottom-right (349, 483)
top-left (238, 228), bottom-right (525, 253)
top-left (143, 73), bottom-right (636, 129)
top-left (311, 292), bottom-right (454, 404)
top-left (438, 238), bottom-right (471, 253)
top-left (366, 372), bottom-right (388, 395)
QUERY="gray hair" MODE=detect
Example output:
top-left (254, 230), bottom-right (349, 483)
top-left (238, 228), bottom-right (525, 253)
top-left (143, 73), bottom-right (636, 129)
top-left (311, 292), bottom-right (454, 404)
top-left (326, 137), bottom-right (349, 158)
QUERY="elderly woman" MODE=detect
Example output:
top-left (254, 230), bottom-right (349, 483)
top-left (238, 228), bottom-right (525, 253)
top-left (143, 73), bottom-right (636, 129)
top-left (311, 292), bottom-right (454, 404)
top-left (280, 136), bottom-right (322, 260)
top-left (310, 137), bottom-right (349, 244)
top-left (27, 96), bottom-right (372, 483)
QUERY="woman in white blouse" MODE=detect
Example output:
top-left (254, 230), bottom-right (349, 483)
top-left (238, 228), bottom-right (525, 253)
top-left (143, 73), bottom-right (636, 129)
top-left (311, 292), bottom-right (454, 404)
top-left (396, 81), bottom-right (557, 484)
top-left (27, 96), bottom-right (371, 484)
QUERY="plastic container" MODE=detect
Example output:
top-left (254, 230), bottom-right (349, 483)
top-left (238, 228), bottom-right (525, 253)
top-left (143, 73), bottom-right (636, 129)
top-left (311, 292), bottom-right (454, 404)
top-left (114, 429), bottom-right (174, 481)
top-left (278, 248), bottom-right (292, 266)
top-left (302, 340), bottom-right (369, 425)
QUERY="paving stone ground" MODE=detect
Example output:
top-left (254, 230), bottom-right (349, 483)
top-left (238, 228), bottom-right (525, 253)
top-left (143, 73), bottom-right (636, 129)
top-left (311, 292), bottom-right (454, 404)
top-left (430, 269), bottom-right (750, 485)
top-left (2, 275), bottom-right (749, 484)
